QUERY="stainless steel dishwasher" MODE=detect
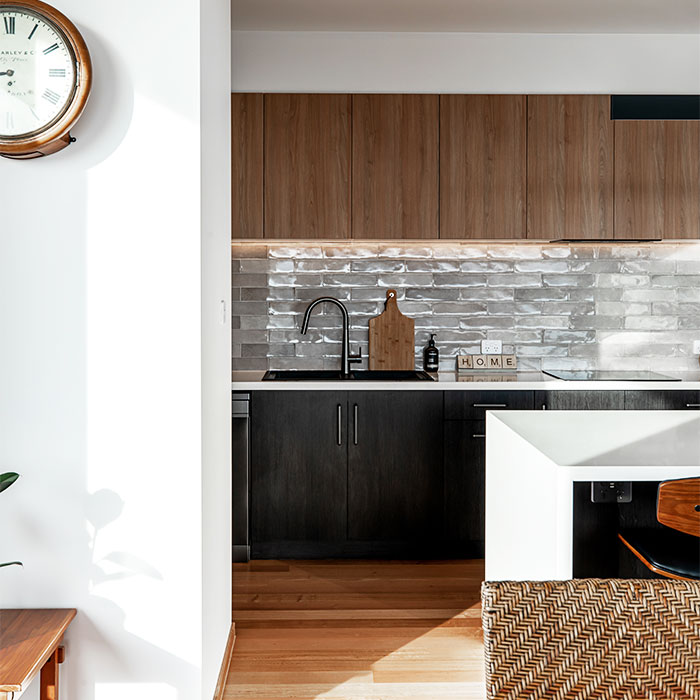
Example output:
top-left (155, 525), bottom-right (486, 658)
top-left (232, 392), bottom-right (250, 562)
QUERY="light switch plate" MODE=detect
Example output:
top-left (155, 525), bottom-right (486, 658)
top-left (693, 340), bottom-right (700, 354)
top-left (482, 340), bottom-right (503, 355)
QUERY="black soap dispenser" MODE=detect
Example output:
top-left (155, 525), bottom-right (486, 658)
top-left (423, 334), bottom-right (439, 372)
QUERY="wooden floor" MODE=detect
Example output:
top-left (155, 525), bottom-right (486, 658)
top-left (225, 559), bottom-right (485, 699)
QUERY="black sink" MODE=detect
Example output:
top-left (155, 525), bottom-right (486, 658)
top-left (350, 370), bottom-right (436, 381)
top-left (262, 370), bottom-right (436, 381)
top-left (263, 370), bottom-right (344, 381)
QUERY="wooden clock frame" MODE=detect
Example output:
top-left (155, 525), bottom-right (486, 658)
top-left (0, 0), bottom-right (92, 159)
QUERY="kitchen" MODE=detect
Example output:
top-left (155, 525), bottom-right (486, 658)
top-left (1, 0), bottom-right (697, 698)
top-left (228, 3), bottom-right (700, 698)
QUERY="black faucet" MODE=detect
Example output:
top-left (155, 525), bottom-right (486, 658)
top-left (301, 297), bottom-right (362, 377)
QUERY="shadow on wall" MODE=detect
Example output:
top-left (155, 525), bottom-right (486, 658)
top-left (0, 17), bottom-right (206, 700)
top-left (73, 490), bottom-right (197, 700)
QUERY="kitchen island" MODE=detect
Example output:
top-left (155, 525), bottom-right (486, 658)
top-left (485, 410), bottom-right (700, 581)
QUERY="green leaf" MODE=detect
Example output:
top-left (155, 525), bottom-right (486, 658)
top-left (0, 561), bottom-right (22, 568)
top-left (0, 472), bottom-right (19, 495)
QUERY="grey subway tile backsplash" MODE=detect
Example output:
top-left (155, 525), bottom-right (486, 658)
top-left (232, 241), bottom-right (700, 372)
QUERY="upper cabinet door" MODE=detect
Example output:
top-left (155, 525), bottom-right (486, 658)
top-left (614, 121), bottom-right (700, 240)
top-left (352, 94), bottom-right (439, 239)
top-left (231, 93), bottom-right (263, 239)
top-left (527, 95), bottom-right (614, 240)
top-left (440, 95), bottom-right (526, 239)
top-left (264, 94), bottom-right (351, 239)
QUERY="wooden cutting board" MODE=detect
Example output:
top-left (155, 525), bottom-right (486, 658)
top-left (369, 289), bottom-right (415, 370)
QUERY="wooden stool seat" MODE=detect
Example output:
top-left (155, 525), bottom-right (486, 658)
top-left (0, 609), bottom-right (76, 700)
top-left (619, 527), bottom-right (700, 580)
top-left (619, 477), bottom-right (700, 581)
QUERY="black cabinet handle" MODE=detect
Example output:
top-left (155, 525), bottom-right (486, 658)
top-left (473, 403), bottom-right (507, 408)
top-left (472, 433), bottom-right (486, 439)
top-left (353, 404), bottom-right (358, 445)
top-left (337, 404), bottom-right (343, 445)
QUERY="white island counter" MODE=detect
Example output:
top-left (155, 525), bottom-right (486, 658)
top-left (485, 410), bottom-right (700, 581)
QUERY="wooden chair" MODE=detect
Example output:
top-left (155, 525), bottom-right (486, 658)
top-left (482, 579), bottom-right (700, 700)
top-left (618, 477), bottom-right (700, 581)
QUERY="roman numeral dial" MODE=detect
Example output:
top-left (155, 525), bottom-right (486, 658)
top-left (42, 88), bottom-right (60, 105)
top-left (0, 8), bottom-right (79, 139)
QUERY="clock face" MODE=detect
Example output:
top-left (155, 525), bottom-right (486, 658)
top-left (0, 7), bottom-right (77, 139)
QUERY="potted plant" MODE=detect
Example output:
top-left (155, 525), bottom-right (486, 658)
top-left (0, 472), bottom-right (21, 568)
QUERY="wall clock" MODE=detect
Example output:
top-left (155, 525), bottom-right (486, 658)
top-left (0, 0), bottom-right (91, 159)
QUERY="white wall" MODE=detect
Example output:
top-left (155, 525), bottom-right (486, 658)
top-left (0, 1), bottom-right (230, 699)
top-left (201, 0), bottom-right (233, 696)
top-left (232, 31), bottom-right (700, 92)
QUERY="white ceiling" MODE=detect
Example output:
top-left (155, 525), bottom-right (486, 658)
top-left (231, 0), bottom-right (700, 34)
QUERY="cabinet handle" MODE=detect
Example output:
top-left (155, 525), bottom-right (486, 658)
top-left (687, 404), bottom-right (700, 408)
top-left (337, 404), bottom-right (343, 445)
top-left (473, 403), bottom-right (507, 408)
top-left (472, 433), bottom-right (486, 439)
top-left (353, 404), bottom-right (358, 445)
top-left (541, 404), bottom-right (547, 410)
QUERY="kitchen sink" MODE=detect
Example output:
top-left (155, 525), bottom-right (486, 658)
top-left (262, 370), bottom-right (436, 381)
top-left (351, 370), bottom-right (436, 381)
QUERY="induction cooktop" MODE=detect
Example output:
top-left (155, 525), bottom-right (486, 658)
top-left (543, 370), bottom-right (681, 381)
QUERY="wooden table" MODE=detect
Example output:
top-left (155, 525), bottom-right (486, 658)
top-left (0, 609), bottom-right (76, 700)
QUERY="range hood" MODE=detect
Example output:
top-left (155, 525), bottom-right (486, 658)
top-left (611, 95), bottom-right (700, 120)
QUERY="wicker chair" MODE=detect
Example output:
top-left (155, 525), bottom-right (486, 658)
top-left (482, 578), bottom-right (700, 700)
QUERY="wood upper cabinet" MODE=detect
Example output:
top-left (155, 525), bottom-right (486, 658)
top-left (231, 93), bottom-right (263, 239)
top-left (264, 94), bottom-right (351, 239)
top-left (614, 121), bottom-right (700, 239)
top-left (352, 94), bottom-right (439, 239)
top-left (233, 92), bottom-right (696, 241)
top-left (527, 95), bottom-right (614, 240)
top-left (440, 95), bottom-right (526, 239)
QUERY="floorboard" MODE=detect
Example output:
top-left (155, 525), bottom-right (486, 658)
top-left (225, 559), bottom-right (485, 699)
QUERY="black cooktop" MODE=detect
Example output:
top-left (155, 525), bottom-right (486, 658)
top-left (543, 370), bottom-right (681, 382)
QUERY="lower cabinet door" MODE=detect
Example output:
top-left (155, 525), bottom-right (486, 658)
top-left (536, 390), bottom-right (625, 410)
top-left (251, 391), bottom-right (348, 545)
top-left (348, 391), bottom-right (443, 544)
top-left (624, 390), bottom-right (700, 410)
top-left (444, 421), bottom-right (485, 555)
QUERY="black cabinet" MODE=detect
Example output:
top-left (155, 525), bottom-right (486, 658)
top-left (251, 390), bottom-right (444, 557)
top-left (250, 386), bottom-right (698, 560)
top-left (251, 391), bottom-right (348, 551)
top-left (445, 389), bottom-right (534, 419)
top-left (444, 421), bottom-right (485, 554)
top-left (624, 390), bottom-right (700, 410)
top-left (535, 390), bottom-right (625, 410)
top-left (348, 391), bottom-right (443, 543)
top-left (443, 390), bottom-right (534, 556)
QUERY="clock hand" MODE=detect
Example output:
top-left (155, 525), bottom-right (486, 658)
top-left (0, 70), bottom-right (14, 77)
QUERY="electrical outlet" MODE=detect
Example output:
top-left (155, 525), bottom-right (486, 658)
top-left (591, 481), bottom-right (633, 504)
top-left (693, 340), bottom-right (700, 355)
top-left (481, 340), bottom-right (502, 355)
